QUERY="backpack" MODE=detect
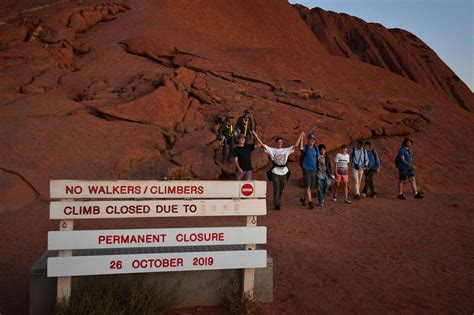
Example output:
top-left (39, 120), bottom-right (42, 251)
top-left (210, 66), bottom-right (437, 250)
top-left (299, 145), bottom-right (308, 168)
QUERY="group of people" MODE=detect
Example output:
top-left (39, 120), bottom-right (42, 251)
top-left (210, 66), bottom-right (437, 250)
top-left (217, 110), bottom-right (423, 211)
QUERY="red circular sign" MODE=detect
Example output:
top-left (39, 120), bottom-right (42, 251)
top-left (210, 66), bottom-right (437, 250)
top-left (241, 183), bottom-right (254, 196)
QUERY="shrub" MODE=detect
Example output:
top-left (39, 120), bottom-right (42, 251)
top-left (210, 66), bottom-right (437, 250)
top-left (54, 275), bottom-right (177, 315)
top-left (220, 276), bottom-right (263, 314)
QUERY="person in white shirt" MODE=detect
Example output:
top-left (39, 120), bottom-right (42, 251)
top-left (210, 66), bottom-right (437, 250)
top-left (253, 130), bottom-right (304, 210)
top-left (333, 144), bottom-right (352, 204)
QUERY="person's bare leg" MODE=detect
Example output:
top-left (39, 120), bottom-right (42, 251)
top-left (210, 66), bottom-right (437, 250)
top-left (344, 182), bottom-right (349, 200)
top-left (305, 187), bottom-right (312, 202)
top-left (398, 181), bottom-right (404, 194)
top-left (334, 182), bottom-right (340, 200)
top-left (409, 177), bottom-right (418, 194)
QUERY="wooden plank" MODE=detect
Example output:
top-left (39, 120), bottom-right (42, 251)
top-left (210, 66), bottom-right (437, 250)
top-left (56, 219), bottom-right (73, 303)
top-left (50, 180), bottom-right (266, 199)
top-left (48, 227), bottom-right (267, 250)
top-left (47, 250), bottom-right (267, 277)
top-left (243, 216), bottom-right (257, 297)
top-left (50, 199), bottom-right (266, 220)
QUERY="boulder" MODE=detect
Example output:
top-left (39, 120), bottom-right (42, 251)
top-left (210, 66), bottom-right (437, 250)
top-left (42, 26), bottom-right (75, 44)
top-left (172, 146), bottom-right (221, 179)
top-left (69, 13), bottom-right (87, 33)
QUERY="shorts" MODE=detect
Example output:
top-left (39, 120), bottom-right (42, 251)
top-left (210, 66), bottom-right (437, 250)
top-left (303, 169), bottom-right (317, 188)
top-left (336, 174), bottom-right (349, 183)
top-left (399, 168), bottom-right (415, 181)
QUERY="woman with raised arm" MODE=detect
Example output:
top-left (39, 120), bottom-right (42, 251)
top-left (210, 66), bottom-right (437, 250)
top-left (253, 130), bottom-right (304, 210)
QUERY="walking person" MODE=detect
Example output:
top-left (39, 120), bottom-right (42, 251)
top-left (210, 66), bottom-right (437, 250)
top-left (316, 144), bottom-right (333, 207)
top-left (218, 114), bottom-right (235, 163)
top-left (233, 134), bottom-right (256, 180)
top-left (396, 137), bottom-right (423, 199)
top-left (350, 140), bottom-right (369, 200)
top-left (333, 144), bottom-right (352, 204)
top-left (235, 109), bottom-right (254, 144)
top-left (362, 141), bottom-right (381, 198)
top-left (253, 130), bottom-right (304, 210)
top-left (299, 133), bottom-right (319, 209)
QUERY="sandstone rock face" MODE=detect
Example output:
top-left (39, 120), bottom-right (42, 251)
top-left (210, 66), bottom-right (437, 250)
top-left (294, 5), bottom-right (473, 111)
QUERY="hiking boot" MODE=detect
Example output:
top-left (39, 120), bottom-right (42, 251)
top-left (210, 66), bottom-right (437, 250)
top-left (414, 193), bottom-right (424, 199)
top-left (299, 197), bottom-right (307, 206)
top-left (398, 194), bottom-right (406, 200)
top-left (344, 199), bottom-right (352, 204)
top-left (308, 201), bottom-right (314, 209)
top-left (274, 205), bottom-right (281, 211)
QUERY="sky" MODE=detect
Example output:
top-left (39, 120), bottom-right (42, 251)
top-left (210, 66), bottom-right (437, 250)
top-left (289, 0), bottom-right (473, 91)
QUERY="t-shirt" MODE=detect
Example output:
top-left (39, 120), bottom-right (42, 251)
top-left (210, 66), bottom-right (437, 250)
top-left (301, 145), bottom-right (319, 171)
top-left (233, 144), bottom-right (255, 171)
top-left (317, 155), bottom-right (328, 179)
top-left (264, 145), bottom-right (295, 175)
top-left (397, 147), bottom-right (413, 170)
top-left (335, 153), bottom-right (350, 175)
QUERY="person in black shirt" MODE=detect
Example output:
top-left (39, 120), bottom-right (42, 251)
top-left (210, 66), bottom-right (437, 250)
top-left (233, 134), bottom-right (256, 180)
top-left (235, 109), bottom-right (254, 144)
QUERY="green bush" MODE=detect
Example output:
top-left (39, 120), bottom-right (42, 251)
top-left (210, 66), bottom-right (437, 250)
top-left (54, 275), bottom-right (177, 315)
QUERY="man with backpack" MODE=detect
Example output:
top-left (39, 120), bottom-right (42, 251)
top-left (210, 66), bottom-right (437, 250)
top-left (361, 141), bottom-right (380, 198)
top-left (252, 130), bottom-right (304, 210)
top-left (350, 140), bottom-right (369, 200)
top-left (218, 114), bottom-right (235, 163)
top-left (299, 133), bottom-right (319, 209)
top-left (396, 137), bottom-right (423, 199)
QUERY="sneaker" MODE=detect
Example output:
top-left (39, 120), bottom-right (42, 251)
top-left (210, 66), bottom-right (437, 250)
top-left (370, 193), bottom-right (378, 199)
top-left (299, 197), bottom-right (307, 206)
top-left (354, 194), bottom-right (361, 200)
top-left (360, 193), bottom-right (367, 198)
top-left (344, 199), bottom-right (352, 204)
top-left (308, 201), bottom-right (314, 209)
top-left (398, 194), bottom-right (406, 200)
top-left (414, 193), bottom-right (424, 199)
top-left (319, 202), bottom-right (324, 208)
top-left (332, 196), bottom-right (337, 202)
top-left (274, 205), bottom-right (281, 211)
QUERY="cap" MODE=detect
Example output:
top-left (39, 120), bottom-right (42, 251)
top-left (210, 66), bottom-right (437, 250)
top-left (307, 133), bottom-right (316, 140)
top-left (244, 109), bottom-right (250, 114)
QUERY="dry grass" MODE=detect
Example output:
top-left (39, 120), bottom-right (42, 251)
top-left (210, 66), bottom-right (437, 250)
top-left (220, 276), bottom-right (263, 314)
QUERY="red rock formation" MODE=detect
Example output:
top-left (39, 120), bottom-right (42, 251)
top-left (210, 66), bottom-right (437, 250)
top-left (294, 5), bottom-right (473, 111)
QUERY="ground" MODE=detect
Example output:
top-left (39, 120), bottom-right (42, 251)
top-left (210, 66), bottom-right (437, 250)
top-left (1, 163), bottom-right (472, 314)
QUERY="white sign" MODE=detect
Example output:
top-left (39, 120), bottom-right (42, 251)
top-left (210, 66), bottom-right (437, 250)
top-left (48, 227), bottom-right (267, 250)
top-left (50, 180), bottom-right (266, 199)
top-left (47, 250), bottom-right (267, 277)
top-left (50, 199), bottom-right (266, 219)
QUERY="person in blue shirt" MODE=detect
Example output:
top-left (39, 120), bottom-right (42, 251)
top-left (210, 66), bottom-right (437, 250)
top-left (299, 133), bottom-right (319, 209)
top-left (361, 141), bottom-right (380, 198)
top-left (397, 137), bottom-right (423, 199)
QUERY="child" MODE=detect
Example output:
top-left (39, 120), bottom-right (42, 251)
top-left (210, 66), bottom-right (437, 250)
top-left (316, 144), bottom-right (333, 207)
top-left (396, 137), bottom-right (423, 199)
top-left (333, 144), bottom-right (352, 204)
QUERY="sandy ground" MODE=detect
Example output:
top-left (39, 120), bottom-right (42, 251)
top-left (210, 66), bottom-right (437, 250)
top-left (1, 163), bottom-right (473, 314)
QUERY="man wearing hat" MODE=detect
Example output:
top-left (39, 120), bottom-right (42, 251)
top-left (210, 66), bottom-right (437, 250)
top-left (299, 133), bottom-right (319, 209)
top-left (235, 109), bottom-right (254, 144)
